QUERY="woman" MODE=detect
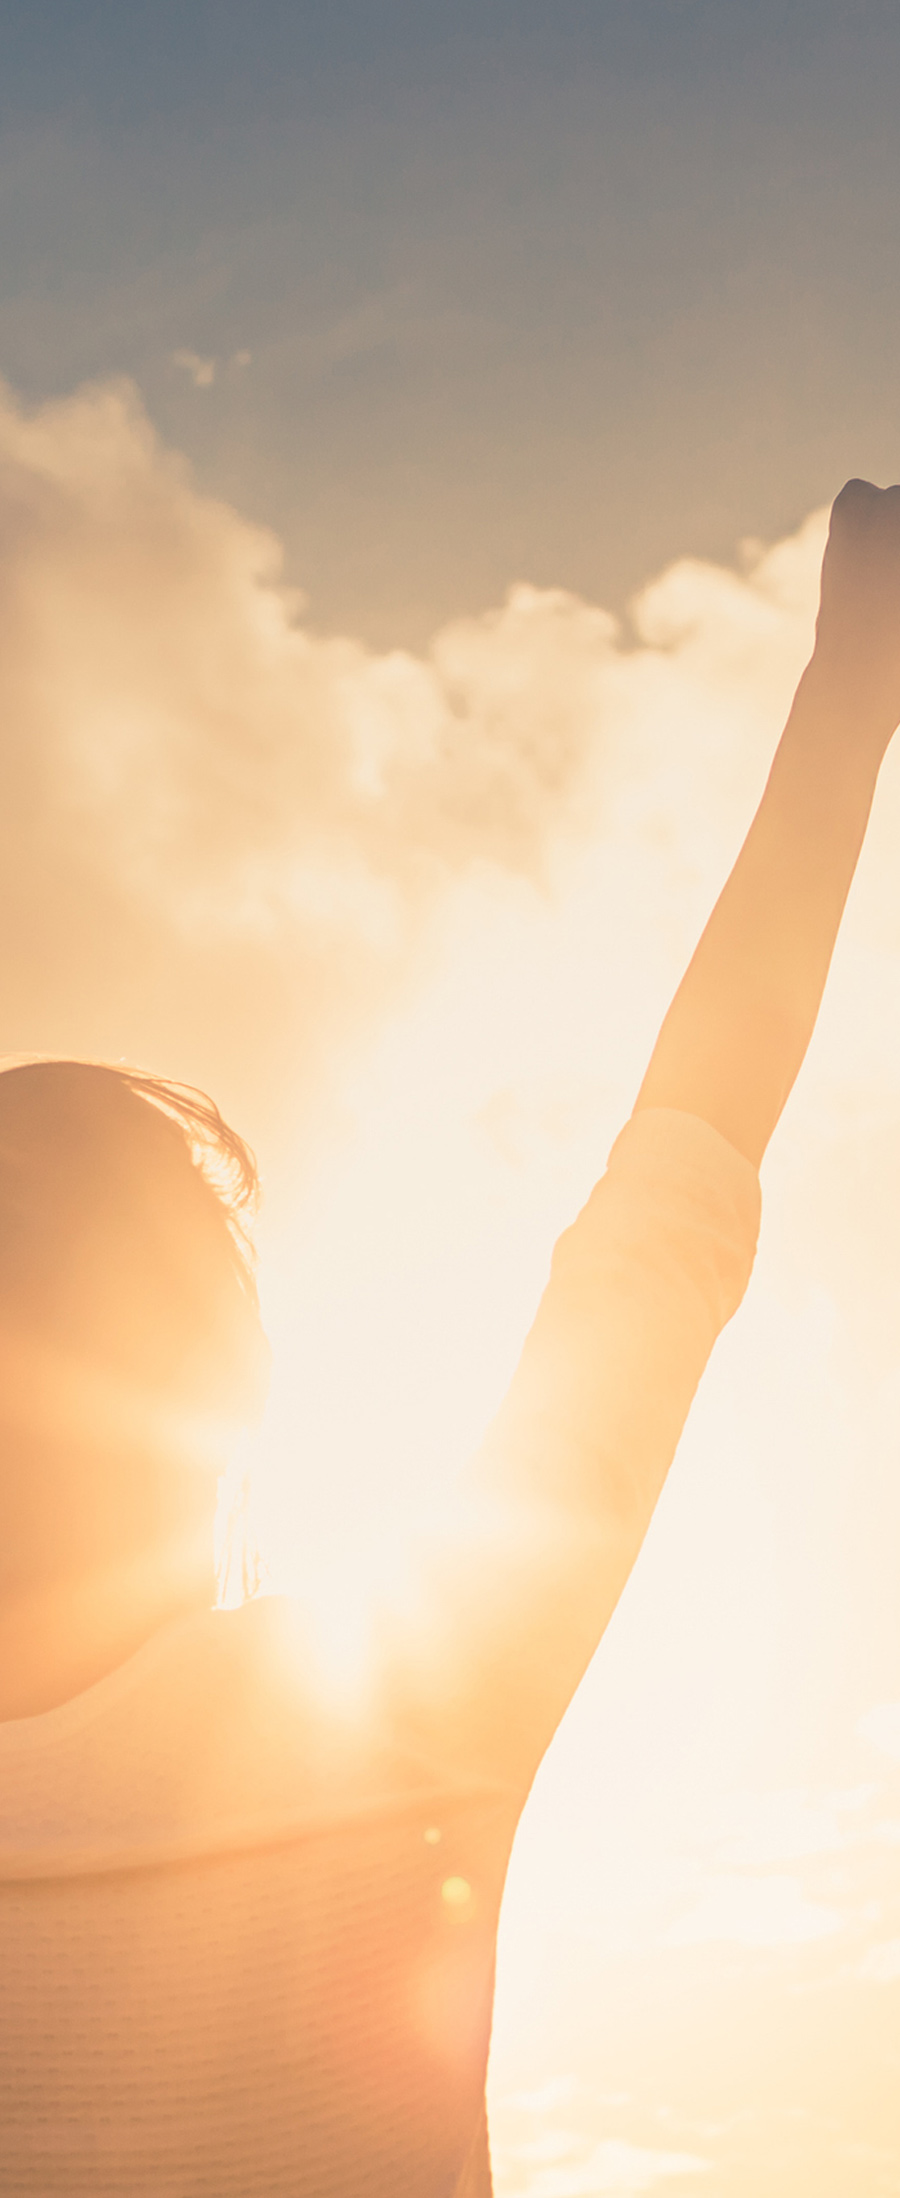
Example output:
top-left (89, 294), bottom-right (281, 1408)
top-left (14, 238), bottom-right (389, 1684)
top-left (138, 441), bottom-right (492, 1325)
top-left (1, 480), bottom-right (899, 2195)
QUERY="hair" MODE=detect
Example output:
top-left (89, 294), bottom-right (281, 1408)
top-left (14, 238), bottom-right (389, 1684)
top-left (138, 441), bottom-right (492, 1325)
top-left (0, 1060), bottom-right (270, 1460)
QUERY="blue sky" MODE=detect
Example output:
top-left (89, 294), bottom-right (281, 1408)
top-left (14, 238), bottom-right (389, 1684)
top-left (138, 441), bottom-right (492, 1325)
top-left (2, 0), bottom-right (900, 640)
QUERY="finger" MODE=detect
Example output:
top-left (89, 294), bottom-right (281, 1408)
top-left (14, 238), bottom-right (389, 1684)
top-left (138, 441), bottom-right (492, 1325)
top-left (877, 481), bottom-right (900, 529)
top-left (830, 478), bottom-right (881, 536)
top-left (826, 481), bottom-right (900, 573)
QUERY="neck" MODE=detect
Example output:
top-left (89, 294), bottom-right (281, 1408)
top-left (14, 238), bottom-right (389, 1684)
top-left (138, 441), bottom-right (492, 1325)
top-left (0, 1539), bottom-right (216, 1720)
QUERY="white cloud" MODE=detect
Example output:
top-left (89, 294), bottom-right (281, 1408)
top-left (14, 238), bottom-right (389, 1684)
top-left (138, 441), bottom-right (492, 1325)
top-left (502, 2076), bottom-right (579, 2115)
top-left (498, 2138), bottom-right (709, 2196)
top-left (510, 2132), bottom-right (582, 2166)
top-left (0, 377), bottom-right (627, 1137)
top-left (0, 372), bottom-right (826, 1157)
top-left (0, 377), bottom-right (608, 942)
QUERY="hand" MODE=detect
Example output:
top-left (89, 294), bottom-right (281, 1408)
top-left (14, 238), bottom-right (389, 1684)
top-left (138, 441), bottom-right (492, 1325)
top-left (809, 478), bottom-right (900, 752)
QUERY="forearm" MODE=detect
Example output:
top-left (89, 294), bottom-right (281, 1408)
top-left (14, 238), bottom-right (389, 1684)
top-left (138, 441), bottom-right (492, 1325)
top-left (634, 661), bottom-right (888, 1166)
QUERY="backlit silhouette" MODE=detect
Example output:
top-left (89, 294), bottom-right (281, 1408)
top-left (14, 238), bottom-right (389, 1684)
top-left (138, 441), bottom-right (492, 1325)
top-left (2, 479), bottom-right (900, 2195)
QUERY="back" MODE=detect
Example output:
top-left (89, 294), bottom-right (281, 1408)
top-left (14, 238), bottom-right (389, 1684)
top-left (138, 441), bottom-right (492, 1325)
top-left (0, 1109), bottom-right (761, 2194)
top-left (0, 1600), bottom-right (519, 2197)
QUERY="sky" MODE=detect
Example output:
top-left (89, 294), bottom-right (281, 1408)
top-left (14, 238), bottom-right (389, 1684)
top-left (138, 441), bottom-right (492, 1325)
top-left (2, 5), bottom-right (900, 2193)
top-left (3, 0), bottom-right (900, 642)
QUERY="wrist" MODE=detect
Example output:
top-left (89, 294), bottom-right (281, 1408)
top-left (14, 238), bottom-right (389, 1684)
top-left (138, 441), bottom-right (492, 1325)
top-left (789, 652), bottom-right (896, 771)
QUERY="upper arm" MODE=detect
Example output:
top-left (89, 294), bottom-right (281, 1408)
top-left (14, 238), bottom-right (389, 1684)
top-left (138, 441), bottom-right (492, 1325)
top-left (378, 1110), bottom-right (761, 1792)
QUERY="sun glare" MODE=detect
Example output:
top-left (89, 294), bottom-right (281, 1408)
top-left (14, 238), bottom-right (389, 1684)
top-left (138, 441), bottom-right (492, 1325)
top-left (226, 808), bottom-right (900, 2192)
top-left (5, 7), bottom-right (900, 2180)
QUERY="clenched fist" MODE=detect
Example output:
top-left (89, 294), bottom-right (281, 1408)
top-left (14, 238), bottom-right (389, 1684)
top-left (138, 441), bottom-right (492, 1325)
top-left (810, 478), bottom-right (900, 750)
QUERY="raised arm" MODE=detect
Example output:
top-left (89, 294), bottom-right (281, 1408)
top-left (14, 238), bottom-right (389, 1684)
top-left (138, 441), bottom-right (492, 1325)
top-left (381, 482), bottom-right (900, 1793)
top-left (635, 479), bottom-right (900, 1164)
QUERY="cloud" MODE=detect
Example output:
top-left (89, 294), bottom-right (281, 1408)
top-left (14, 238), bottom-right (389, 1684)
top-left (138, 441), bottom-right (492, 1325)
top-left (0, 372), bottom-right (826, 1166)
top-left (0, 376), bottom-right (622, 1136)
top-left (502, 2076), bottom-right (579, 2116)
top-left (0, 376), bottom-right (608, 935)
top-left (502, 2138), bottom-right (709, 2196)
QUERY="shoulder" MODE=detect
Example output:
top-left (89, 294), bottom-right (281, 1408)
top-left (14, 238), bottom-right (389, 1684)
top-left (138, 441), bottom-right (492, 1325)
top-left (0, 1599), bottom-right (334, 1873)
top-left (0, 1597), bottom-right (474, 1877)
top-left (549, 1108), bottom-right (761, 1322)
